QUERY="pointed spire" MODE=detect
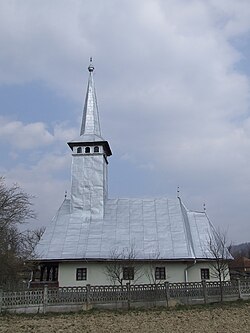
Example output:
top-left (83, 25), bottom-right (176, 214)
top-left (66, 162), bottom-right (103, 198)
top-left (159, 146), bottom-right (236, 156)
top-left (68, 59), bottom-right (112, 156)
top-left (80, 58), bottom-right (101, 138)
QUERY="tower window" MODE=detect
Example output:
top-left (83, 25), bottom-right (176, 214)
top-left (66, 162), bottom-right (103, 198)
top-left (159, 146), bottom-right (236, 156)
top-left (85, 147), bottom-right (90, 153)
top-left (94, 146), bottom-right (99, 153)
top-left (77, 147), bottom-right (82, 154)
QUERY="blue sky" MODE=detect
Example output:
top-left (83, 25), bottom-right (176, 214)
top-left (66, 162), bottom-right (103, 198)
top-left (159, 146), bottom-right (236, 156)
top-left (0, 0), bottom-right (250, 244)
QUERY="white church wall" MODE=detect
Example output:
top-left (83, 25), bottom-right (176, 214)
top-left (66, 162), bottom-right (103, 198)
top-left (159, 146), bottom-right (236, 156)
top-left (187, 262), bottom-right (230, 282)
top-left (59, 262), bottom-right (108, 286)
top-left (58, 261), bottom-right (227, 287)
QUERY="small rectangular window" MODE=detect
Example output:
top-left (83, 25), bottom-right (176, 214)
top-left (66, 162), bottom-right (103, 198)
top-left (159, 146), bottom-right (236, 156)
top-left (76, 268), bottom-right (87, 281)
top-left (155, 267), bottom-right (166, 280)
top-left (123, 267), bottom-right (134, 280)
top-left (201, 268), bottom-right (210, 280)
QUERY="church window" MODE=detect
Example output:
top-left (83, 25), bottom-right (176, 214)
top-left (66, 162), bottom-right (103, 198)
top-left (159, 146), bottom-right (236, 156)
top-left (200, 268), bottom-right (210, 280)
top-left (94, 146), bottom-right (99, 153)
top-left (77, 147), bottom-right (82, 154)
top-left (123, 267), bottom-right (134, 280)
top-left (76, 268), bottom-right (87, 280)
top-left (155, 267), bottom-right (166, 280)
top-left (85, 147), bottom-right (90, 153)
top-left (39, 264), bottom-right (58, 282)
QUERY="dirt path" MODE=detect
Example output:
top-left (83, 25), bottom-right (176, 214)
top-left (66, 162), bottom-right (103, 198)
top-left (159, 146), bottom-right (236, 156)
top-left (1, 303), bottom-right (250, 333)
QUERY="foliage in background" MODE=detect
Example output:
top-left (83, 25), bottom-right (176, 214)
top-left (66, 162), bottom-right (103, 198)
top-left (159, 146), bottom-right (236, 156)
top-left (0, 177), bottom-right (43, 290)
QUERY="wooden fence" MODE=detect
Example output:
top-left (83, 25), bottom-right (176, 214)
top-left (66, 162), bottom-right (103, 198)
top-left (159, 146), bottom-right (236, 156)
top-left (1, 280), bottom-right (250, 313)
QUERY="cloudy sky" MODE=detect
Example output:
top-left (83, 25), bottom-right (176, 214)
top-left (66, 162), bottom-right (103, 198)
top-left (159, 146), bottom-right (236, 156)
top-left (0, 0), bottom-right (250, 244)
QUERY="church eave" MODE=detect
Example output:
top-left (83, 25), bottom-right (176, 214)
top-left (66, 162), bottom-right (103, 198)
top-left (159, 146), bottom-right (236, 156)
top-left (67, 140), bottom-right (112, 156)
top-left (33, 257), bottom-right (200, 264)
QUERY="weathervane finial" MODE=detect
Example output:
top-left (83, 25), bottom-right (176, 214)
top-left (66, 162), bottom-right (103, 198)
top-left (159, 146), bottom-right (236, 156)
top-left (88, 57), bottom-right (94, 72)
top-left (177, 186), bottom-right (180, 198)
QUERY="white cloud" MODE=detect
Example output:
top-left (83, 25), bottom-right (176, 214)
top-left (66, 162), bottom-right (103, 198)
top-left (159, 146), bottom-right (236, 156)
top-left (53, 123), bottom-right (78, 143)
top-left (0, 117), bottom-right (53, 149)
top-left (0, 116), bottom-right (78, 150)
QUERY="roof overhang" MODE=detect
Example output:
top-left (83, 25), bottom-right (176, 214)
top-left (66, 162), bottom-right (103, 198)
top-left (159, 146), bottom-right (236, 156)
top-left (30, 257), bottom-right (225, 264)
top-left (67, 140), bottom-right (112, 156)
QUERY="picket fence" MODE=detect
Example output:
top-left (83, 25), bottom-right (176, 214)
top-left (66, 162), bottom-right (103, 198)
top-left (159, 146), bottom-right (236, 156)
top-left (1, 280), bottom-right (250, 313)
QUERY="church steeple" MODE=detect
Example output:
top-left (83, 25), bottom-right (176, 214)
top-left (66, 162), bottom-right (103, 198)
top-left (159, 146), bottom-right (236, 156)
top-left (68, 59), bottom-right (112, 156)
top-left (68, 61), bottom-right (111, 219)
top-left (80, 58), bottom-right (102, 139)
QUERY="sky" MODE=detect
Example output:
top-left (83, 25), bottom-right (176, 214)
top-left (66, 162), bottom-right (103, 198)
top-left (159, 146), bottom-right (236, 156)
top-left (0, 0), bottom-right (250, 244)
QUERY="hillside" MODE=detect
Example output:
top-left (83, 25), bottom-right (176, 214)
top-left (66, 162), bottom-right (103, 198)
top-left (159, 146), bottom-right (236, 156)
top-left (230, 243), bottom-right (250, 258)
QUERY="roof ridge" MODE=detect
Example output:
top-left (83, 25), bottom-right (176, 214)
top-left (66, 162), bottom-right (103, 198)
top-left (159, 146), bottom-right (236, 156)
top-left (178, 197), bottom-right (196, 258)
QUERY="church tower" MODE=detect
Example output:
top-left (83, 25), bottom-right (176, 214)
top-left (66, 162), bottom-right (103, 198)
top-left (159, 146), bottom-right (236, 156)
top-left (68, 59), bottom-right (112, 219)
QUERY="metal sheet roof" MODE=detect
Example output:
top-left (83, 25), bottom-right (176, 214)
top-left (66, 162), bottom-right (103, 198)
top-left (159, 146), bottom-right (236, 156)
top-left (35, 197), bottom-right (222, 261)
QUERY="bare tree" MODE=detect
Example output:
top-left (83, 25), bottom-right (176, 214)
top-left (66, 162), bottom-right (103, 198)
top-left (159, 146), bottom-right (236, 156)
top-left (22, 227), bottom-right (45, 258)
top-left (0, 177), bottom-right (35, 231)
top-left (144, 252), bottom-right (168, 284)
top-left (0, 177), bottom-right (36, 289)
top-left (205, 229), bottom-right (232, 301)
top-left (105, 245), bottom-right (143, 285)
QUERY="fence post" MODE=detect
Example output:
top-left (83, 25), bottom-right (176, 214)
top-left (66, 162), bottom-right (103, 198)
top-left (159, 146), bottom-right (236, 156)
top-left (126, 282), bottom-right (131, 310)
top-left (164, 282), bottom-right (170, 307)
top-left (237, 279), bottom-right (242, 300)
top-left (202, 280), bottom-right (207, 304)
top-left (0, 287), bottom-right (3, 313)
top-left (43, 284), bottom-right (48, 314)
top-left (86, 284), bottom-right (91, 309)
